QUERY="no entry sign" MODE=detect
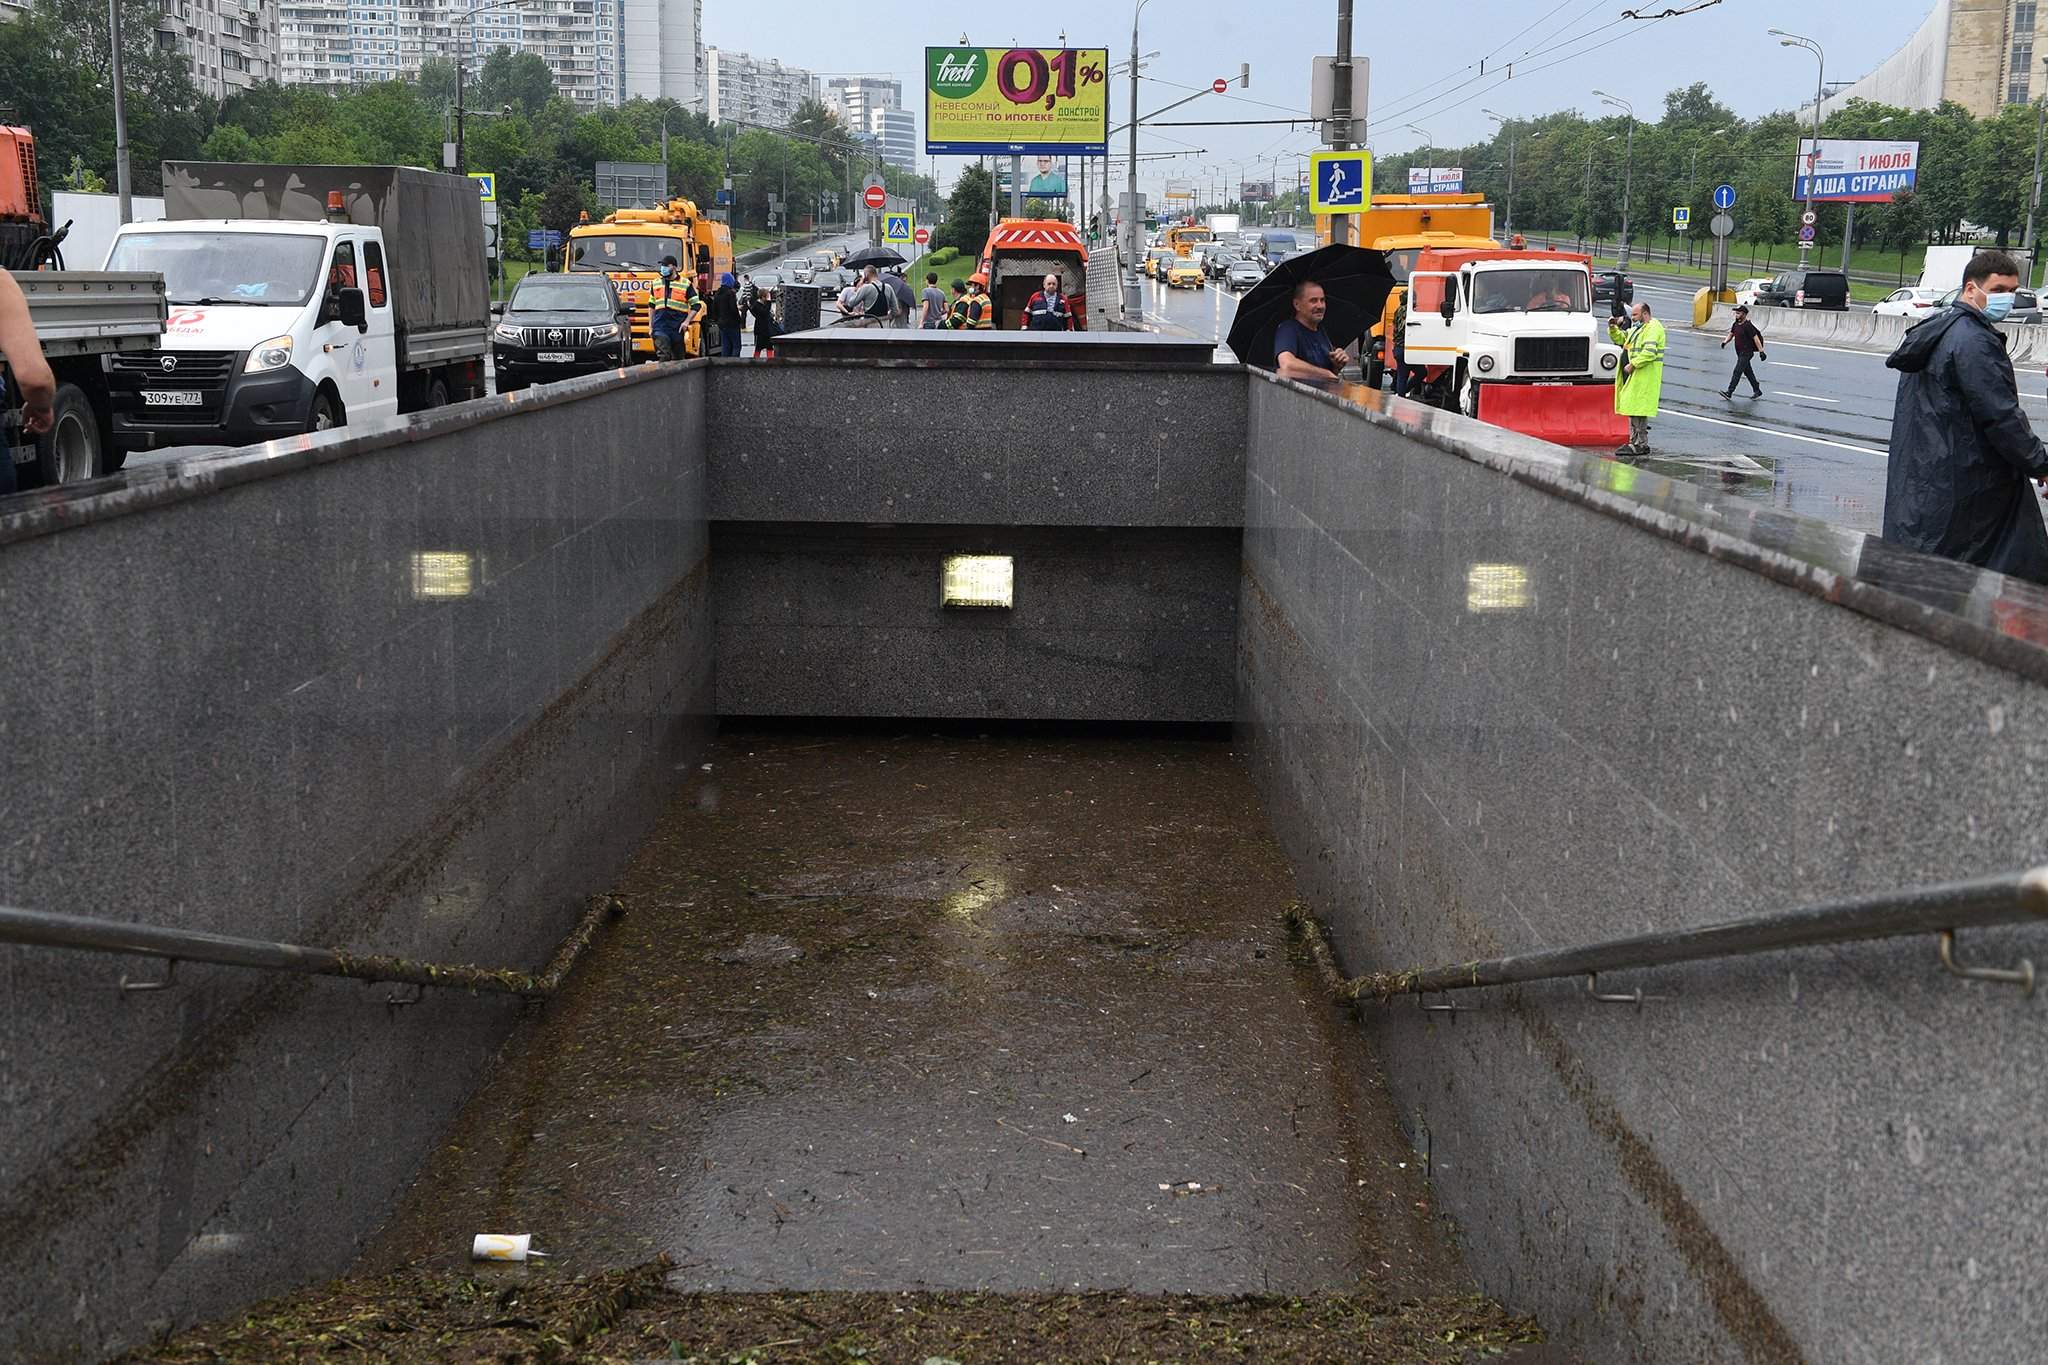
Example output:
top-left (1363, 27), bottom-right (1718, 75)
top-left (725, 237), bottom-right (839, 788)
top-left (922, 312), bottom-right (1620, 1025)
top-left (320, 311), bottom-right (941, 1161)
top-left (863, 183), bottom-right (888, 211)
top-left (1212, 77), bottom-right (1228, 94)
top-left (914, 226), bottom-right (931, 246)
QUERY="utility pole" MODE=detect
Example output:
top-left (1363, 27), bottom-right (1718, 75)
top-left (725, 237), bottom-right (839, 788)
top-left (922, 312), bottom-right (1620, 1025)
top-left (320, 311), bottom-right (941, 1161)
top-left (2028, 63), bottom-right (2048, 282)
top-left (1329, 0), bottom-right (1355, 247)
top-left (1483, 110), bottom-right (1515, 234)
top-left (108, 0), bottom-right (131, 223)
top-left (1593, 91), bottom-right (1634, 268)
top-left (1123, 0), bottom-right (1152, 317)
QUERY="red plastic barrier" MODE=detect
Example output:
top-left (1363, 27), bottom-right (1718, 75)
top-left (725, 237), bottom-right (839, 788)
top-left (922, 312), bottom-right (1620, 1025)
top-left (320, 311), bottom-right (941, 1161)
top-left (1475, 383), bottom-right (1629, 447)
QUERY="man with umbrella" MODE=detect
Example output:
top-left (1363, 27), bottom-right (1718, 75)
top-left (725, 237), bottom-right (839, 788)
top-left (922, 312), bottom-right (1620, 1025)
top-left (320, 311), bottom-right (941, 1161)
top-left (1274, 281), bottom-right (1351, 383)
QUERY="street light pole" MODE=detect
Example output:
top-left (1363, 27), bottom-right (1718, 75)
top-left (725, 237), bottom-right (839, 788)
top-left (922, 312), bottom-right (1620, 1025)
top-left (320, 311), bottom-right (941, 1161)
top-left (1593, 91), bottom-right (1634, 268)
top-left (2028, 67), bottom-right (2048, 279)
top-left (1772, 29), bottom-right (1825, 262)
top-left (1329, 0), bottom-right (1355, 246)
top-left (1483, 109), bottom-right (1515, 234)
top-left (108, 0), bottom-right (131, 223)
top-left (1123, 0), bottom-right (1152, 317)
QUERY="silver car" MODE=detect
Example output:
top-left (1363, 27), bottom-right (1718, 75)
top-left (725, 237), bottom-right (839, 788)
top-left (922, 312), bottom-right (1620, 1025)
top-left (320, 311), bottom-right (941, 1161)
top-left (779, 258), bottom-right (815, 284)
top-left (1225, 260), bottom-right (1264, 291)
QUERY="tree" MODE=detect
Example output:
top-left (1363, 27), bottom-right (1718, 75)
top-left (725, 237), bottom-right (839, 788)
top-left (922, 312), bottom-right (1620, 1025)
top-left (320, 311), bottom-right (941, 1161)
top-left (932, 163), bottom-right (993, 254)
top-left (475, 48), bottom-right (555, 119)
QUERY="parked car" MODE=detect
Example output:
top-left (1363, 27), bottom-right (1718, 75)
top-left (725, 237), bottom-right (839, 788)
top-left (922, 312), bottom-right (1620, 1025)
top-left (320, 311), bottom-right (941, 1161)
top-left (1591, 270), bottom-right (1634, 310)
top-left (1224, 259), bottom-right (1265, 291)
top-left (491, 272), bottom-right (631, 393)
top-left (1734, 277), bottom-right (1772, 308)
top-left (1756, 268), bottom-right (1850, 310)
top-left (1872, 286), bottom-right (1947, 318)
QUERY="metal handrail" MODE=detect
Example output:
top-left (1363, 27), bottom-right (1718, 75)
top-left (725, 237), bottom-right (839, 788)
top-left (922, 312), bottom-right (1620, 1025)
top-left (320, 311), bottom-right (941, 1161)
top-left (1289, 866), bottom-right (2048, 1004)
top-left (0, 895), bottom-right (623, 1000)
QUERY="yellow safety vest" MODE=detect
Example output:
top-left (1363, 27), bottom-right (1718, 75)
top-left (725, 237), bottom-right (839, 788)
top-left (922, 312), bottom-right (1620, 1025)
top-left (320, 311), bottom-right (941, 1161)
top-left (970, 291), bottom-right (994, 329)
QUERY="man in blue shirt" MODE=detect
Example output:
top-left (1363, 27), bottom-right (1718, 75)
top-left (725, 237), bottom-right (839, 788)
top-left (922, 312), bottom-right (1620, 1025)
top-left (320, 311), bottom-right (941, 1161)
top-left (1273, 281), bottom-right (1349, 382)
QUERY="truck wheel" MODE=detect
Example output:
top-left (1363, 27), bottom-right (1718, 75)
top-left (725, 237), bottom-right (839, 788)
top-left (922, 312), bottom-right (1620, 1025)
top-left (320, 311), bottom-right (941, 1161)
top-left (32, 382), bottom-right (99, 486)
top-left (309, 389), bottom-right (344, 434)
top-left (427, 377), bottom-right (450, 409)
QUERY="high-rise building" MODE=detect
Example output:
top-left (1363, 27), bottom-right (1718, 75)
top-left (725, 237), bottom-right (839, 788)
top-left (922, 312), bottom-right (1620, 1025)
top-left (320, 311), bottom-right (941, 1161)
top-left (276, 0), bottom-right (698, 107)
top-left (868, 106), bottom-right (915, 172)
top-left (620, 0), bottom-right (699, 105)
top-left (824, 75), bottom-right (901, 133)
top-left (156, 0), bottom-right (282, 100)
top-left (705, 47), bottom-right (816, 127)
top-left (1817, 0), bottom-right (2041, 119)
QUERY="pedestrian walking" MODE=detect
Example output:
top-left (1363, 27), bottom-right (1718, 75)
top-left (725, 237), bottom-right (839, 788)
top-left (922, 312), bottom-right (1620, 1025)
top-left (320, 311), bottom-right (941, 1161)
top-left (737, 272), bottom-right (756, 315)
top-left (648, 255), bottom-right (690, 362)
top-left (1882, 248), bottom-right (2048, 583)
top-left (886, 267), bottom-right (916, 328)
top-left (1608, 300), bottom-right (1666, 457)
top-left (712, 272), bottom-right (744, 358)
top-left (920, 272), bottom-right (948, 329)
top-left (1718, 304), bottom-right (1765, 399)
top-left (748, 286), bottom-right (781, 358)
top-left (1022, 273), bottom-right (1075, 331)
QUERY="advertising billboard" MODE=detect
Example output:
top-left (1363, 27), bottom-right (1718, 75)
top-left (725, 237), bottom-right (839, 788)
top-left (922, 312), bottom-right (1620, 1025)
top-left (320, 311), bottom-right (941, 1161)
top-left (1240, 180), bottom-right (1274, 203)
top-left (1794, 139), bottom-right (1919, 203)
top-left (925, 47), bottom-right (1110, 155)
top-left (1163, 179), bottom-right (1195, 202)
top-left (997, 157), bottom-right (1071, 199)
top-left (1407, 166), bottom-right (1465, 193)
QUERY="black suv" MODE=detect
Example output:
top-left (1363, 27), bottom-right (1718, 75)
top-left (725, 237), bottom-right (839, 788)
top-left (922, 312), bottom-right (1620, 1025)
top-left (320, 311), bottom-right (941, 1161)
top-left (1592, 270), bottom-right (1634, 310)
top-left (492, 273), bottom-right (633, 392)
top-left (1756, 268), bottom-right (1850, 311)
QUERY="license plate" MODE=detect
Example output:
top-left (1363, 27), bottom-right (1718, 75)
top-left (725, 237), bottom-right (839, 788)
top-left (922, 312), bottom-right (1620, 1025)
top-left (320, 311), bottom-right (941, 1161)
top-left (142, 389), bottom-right (201, 406)
top-left (537, 352), bottom-right (574, 363)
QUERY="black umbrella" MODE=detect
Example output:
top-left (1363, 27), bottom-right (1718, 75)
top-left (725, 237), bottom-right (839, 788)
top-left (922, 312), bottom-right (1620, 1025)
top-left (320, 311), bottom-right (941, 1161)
top-left (1225, 243), bottom-right (1397, 370)
top-left (841, 245), bottom-right (908, 269)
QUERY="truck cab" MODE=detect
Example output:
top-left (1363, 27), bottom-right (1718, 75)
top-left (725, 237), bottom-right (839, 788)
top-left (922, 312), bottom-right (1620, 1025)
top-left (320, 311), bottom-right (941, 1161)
top-left (565, 200), bottom-right (732, 360)
top-left (1401, 249), bottom-right (1626, 445)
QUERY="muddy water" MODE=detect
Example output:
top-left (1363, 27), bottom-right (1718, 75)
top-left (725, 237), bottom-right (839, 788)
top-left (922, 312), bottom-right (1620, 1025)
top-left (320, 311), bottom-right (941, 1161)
top-left (363, 731), bottom-right (1468, 1301)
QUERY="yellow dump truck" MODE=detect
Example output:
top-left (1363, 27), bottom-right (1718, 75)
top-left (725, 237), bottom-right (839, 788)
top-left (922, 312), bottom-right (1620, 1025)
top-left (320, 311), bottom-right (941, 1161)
top-left (564, 199), bottom-right (733, 359)
top-left (1315, 194), bottom-right (1498, 388)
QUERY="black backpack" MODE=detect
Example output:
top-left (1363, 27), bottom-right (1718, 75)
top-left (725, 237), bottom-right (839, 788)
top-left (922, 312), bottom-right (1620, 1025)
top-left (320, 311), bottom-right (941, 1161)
top-left (863, 282), bottom-right (891, 318)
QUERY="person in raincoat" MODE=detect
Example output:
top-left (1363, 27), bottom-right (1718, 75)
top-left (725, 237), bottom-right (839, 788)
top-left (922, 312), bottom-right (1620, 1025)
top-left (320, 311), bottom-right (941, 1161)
top-left (1882, 248), bottom-right (2048, 583)
top-left (1608, 300), bottom-right (1666, 457)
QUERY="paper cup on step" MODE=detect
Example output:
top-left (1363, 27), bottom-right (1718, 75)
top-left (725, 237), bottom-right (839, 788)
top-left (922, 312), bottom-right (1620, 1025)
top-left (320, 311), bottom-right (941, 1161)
top-left (472, 1233), bottom-right (543, 1262)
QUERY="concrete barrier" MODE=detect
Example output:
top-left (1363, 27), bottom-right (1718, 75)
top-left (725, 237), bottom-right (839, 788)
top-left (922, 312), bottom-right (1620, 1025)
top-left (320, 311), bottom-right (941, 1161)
top-left (1238, 369), bottom-right (2048, 1363)
top-left (0, 365), bottom-right (713, 1359)
top-left (1701, 299), bottom-right (2048, 364)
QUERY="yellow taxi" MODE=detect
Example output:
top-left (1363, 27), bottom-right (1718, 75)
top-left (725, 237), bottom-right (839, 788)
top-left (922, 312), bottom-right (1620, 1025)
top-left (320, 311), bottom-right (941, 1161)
top-left (1145, 247), bottom-right (1177, 279)
top-left (1166, 256), bottom-right (1205, 289)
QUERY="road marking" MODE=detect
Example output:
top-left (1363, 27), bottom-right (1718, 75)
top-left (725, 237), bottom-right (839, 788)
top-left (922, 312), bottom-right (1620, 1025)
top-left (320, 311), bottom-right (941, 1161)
top-left (1664, 407), bottom-right (1887, 458)
top-left (1763, 360), bottom-right (1819, 370)
top-left (1774, 390), bottom-right (1842, 404)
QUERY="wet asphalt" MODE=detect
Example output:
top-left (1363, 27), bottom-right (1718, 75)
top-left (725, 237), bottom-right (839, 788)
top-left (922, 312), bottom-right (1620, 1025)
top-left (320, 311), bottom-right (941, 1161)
top-left (361, 732), bottom-right (1469, 1302)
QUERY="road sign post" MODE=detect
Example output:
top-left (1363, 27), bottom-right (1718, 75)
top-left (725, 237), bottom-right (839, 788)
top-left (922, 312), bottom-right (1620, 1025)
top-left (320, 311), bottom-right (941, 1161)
top-left (1708, 211), bottom-right (1735, 295)
top-left (1673, 206), bottom-right (1691, 232)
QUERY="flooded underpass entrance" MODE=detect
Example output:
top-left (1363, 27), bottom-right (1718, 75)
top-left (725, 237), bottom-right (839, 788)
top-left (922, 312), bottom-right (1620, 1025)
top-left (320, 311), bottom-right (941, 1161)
top-left (141, 730), bottom-right (1550, 1362)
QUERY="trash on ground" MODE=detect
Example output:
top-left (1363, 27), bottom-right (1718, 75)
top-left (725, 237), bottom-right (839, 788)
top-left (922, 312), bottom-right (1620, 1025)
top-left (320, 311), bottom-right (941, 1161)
top-left (470, 1233), bottom-right (547, 1262)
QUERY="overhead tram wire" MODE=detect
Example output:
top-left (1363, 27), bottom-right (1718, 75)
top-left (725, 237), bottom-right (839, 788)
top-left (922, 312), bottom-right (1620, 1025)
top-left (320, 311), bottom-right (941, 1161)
top-left (1367, 0), bottom-right (1611, 124)
top-left (1372, 11), bottom-right (1681, 130)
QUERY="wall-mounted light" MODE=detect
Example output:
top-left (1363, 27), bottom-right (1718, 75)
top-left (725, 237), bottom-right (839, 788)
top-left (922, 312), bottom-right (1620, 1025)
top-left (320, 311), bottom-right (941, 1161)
top-left (1465, 563), bottom-right (1530, 613)
top-left (941, 554), bottom-right (1013, 609)
top-left (411, 550), bottom-right (477, 600)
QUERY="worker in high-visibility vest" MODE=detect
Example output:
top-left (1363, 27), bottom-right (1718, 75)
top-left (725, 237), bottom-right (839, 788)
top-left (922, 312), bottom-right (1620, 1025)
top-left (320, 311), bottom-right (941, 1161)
top-left (967, 273), bottom-right (995, 330)
top-left (648, 256), bottom-right (692, 361)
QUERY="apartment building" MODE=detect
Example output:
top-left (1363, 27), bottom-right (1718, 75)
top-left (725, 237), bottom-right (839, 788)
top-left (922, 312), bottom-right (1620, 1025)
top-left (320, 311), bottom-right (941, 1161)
top-left (156, 0), bottom-right (282, 100)
top-left (824, 75), bottom-right (901, 131)
top-left (705, 47), bottom-right (816, 127)
top-left (868, 105), bottom-right (915, 171)
top-left (277, 0), bottom-right (695, 107)
top-left (1819, 0), bottom-right (2044, 119)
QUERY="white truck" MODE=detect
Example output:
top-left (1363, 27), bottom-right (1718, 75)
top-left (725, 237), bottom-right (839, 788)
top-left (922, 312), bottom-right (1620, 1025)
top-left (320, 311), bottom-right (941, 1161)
top-left (101, 162), bottom-right (489, 453)
top-left (1401, 247), bottom-right (1628, 447)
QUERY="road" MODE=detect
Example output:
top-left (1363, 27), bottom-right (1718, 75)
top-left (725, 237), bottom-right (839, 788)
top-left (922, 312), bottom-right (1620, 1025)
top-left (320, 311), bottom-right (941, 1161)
top-left (1137, 271), bottom-right (2048, 536)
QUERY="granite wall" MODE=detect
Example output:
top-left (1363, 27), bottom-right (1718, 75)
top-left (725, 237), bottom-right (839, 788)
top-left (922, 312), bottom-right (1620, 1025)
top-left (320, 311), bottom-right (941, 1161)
top-left (1238, 371), bottom-right (2048, 1364)
top-left (705, 363), bottom-right (1244, 720)
top-left (0, 365), bottom-right (713, 1360)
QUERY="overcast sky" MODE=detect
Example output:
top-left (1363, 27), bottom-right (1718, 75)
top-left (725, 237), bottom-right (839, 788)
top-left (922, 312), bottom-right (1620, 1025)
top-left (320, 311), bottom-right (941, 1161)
top-left (706, 0), bottom-right (1937, 197)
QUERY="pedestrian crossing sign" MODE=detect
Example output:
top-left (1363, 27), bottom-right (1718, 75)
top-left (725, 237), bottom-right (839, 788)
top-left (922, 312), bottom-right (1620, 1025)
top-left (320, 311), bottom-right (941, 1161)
top-left (469, 172), bottom-right (496, 202)
top-left (883, 214), bottom-right (915, 245)
top-left (1309, 151), bottom-right (1373, 215)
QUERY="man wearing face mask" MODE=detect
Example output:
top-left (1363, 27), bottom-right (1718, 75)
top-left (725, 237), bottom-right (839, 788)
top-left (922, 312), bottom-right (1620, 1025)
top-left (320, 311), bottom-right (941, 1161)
top-left (1884, 249), bottom-right (2048, 583)
top-left (648, 256), bottom-right (690, 362)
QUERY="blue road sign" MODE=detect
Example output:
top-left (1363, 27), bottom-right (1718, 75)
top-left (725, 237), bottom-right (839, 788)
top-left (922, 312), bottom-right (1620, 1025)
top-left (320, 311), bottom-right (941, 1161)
top-left (715, 189), bottom-right (732, 205)
top-left (883, 213), bottom-right (915, 244)
top-left (526, 229), bottom-right (563, 250)
top-left (1798, 225), bottom-right (1816, 243)
top-left (1308, 150), bottom-right (1374, 214)
top-left (1713, 183), bottom-right (1736, 211)
top-left (469, 172), bottom-right (496, 202)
